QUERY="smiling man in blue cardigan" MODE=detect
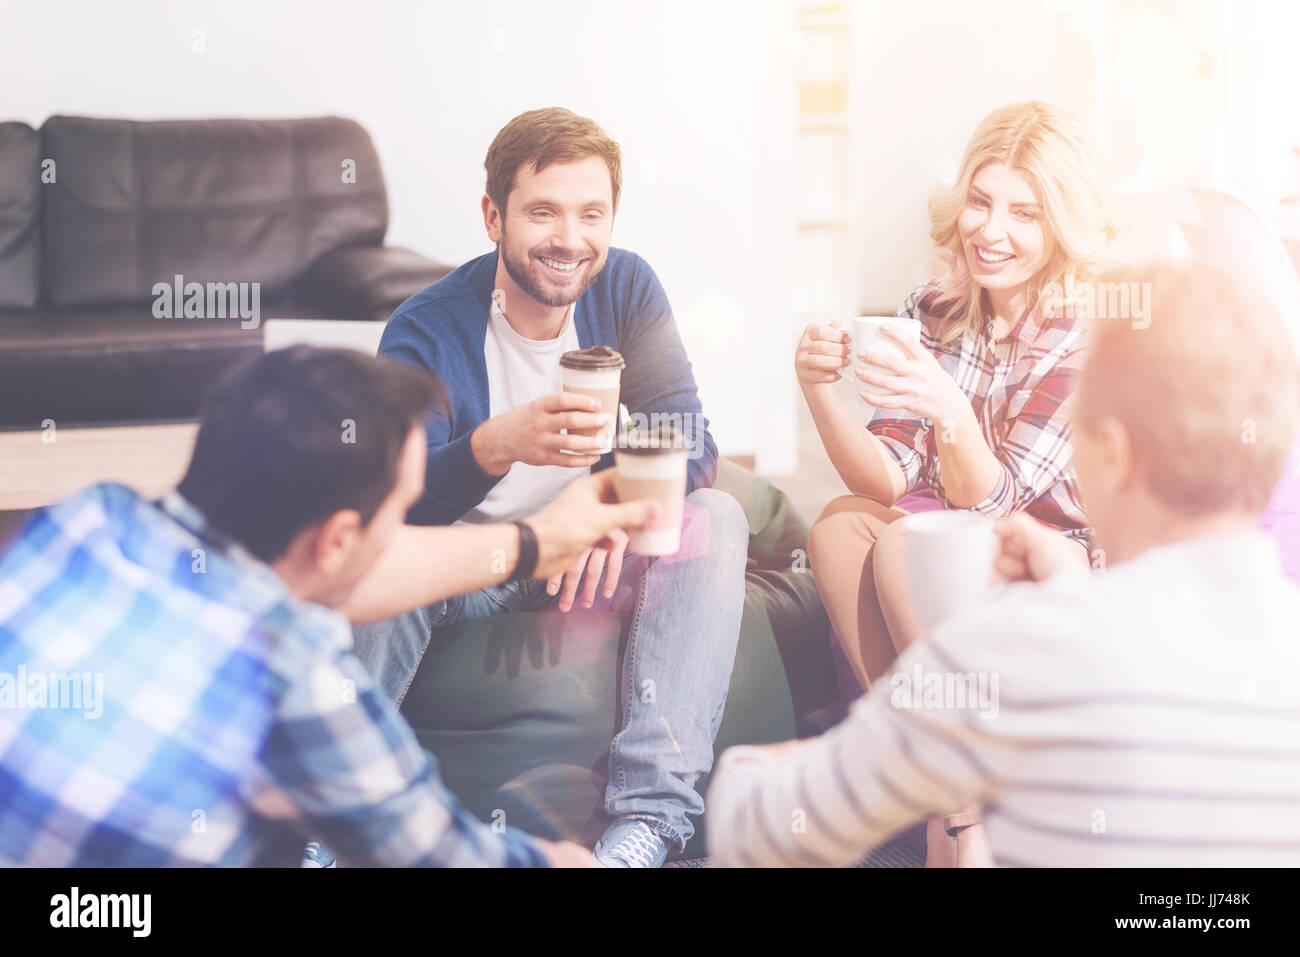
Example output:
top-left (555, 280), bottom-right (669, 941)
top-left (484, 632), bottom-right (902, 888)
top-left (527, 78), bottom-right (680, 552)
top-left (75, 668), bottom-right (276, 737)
top-left (352, 108), bottom-right (748, 867)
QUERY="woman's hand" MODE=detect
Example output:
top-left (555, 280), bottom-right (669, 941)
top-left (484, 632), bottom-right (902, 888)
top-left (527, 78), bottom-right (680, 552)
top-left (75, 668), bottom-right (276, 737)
top-left (795, 321), bottom-right (851, 386)
top-left (854, 324), bottom-right (968, 424)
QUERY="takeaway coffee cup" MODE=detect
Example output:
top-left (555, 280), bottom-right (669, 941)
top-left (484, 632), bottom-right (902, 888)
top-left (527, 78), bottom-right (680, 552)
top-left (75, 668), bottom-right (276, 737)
top-left (852, 316), bottom-right (923, 409)
top-left (613, 426), bottom-right (688, 556)
top-left (902, 510), bottom-right (997, 633)
top-left (560, 345), bottom-right (625, 454)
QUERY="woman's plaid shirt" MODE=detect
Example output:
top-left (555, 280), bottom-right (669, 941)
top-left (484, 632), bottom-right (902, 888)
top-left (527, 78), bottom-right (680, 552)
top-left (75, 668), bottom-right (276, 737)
top-left (868, 282), bottom-right (1093, 549)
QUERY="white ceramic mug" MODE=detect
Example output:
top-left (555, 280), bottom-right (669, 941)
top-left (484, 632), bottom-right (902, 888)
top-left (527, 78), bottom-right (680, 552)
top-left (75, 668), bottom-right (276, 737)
top-left (851, 316), bottom-right (923, 409)
top-left (902, 510), bottom-right (997, 634)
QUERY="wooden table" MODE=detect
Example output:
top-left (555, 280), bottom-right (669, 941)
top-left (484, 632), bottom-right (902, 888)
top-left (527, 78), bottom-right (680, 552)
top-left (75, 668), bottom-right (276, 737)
top-left (0, 423), bottom-right (199, 511)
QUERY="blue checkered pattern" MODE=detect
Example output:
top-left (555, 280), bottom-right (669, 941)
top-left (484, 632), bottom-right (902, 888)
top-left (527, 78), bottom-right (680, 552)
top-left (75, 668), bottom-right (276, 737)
top-left (0, 483), bottom-right (547, 867)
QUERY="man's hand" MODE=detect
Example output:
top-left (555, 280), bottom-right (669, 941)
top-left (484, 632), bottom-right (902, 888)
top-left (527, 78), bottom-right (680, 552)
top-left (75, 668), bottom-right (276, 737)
top-left (470, 393), bottom-right (612, 476)
top-left (524, 470), bottom-right (660, 580)
top-left (535, 838), bottom-right (602, 867)
top-left (547, 527), bottom-right (628, 612)
top-left (994, 512), bottom-right (1091, 583)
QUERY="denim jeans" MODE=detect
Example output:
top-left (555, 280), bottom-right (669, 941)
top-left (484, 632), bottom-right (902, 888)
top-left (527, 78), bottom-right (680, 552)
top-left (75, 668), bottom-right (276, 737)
top-left (352, 487), bottom-right (749, 851)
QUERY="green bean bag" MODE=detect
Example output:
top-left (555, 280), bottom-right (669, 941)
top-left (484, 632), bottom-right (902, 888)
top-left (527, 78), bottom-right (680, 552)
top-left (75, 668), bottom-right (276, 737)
top-left (399, 460), bottom-right (836, 858)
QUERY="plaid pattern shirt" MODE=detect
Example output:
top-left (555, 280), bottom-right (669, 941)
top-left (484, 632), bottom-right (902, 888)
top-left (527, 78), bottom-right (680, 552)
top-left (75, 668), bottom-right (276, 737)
top-left (869, 282), bottom-right (1092, 548)
top-left (0, 483), bottom-right (547, 867)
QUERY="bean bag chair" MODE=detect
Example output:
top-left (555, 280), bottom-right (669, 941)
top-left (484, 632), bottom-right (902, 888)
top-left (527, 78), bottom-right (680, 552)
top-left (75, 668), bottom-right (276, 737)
top-left (398, 460), bottom-right (835, 858)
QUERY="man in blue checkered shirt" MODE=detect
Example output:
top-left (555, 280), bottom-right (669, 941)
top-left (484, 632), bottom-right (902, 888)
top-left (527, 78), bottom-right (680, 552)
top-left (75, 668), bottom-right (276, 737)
top-left (0, 346), bottom-right (657, 866)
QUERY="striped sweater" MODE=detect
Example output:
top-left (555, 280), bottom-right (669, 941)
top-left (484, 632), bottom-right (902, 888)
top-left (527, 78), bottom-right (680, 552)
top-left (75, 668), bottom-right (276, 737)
top-left (706, 529), bottom-right (1300, 867)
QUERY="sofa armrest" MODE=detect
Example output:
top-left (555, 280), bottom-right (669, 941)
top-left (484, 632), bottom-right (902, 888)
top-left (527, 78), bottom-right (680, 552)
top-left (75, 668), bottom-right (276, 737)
top-left (302, 245), bottom-right (456, 321)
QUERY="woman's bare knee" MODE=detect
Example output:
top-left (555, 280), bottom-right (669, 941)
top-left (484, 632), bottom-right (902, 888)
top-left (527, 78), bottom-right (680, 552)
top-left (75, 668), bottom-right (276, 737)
top-left (873, 519), bottom-right (920, 653)
top-left (810, 497), bottom-right (873, 566)
top-left (873, 518), bottom-right (908, 575)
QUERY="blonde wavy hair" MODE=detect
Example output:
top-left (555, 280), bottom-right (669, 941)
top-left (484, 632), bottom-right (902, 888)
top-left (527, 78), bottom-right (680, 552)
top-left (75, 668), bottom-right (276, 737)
top-left (927, 101), bottom-right (1119, 345)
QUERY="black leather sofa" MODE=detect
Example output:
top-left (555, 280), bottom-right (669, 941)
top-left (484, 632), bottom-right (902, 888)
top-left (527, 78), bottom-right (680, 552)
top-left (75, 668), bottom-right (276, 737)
top-left (0, 116), bottom-right (454, 429)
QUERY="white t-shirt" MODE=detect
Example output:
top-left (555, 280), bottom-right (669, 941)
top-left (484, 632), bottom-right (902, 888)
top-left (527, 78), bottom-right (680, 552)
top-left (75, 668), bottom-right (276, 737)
top-left (457, 294), bottom-right (587, 525)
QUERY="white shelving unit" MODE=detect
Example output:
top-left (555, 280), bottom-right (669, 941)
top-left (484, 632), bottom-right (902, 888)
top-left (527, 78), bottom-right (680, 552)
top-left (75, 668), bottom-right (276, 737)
top-left (748, 1), bottom-right (866, 476)
top-left (793, 3), bottom-right (860, 340)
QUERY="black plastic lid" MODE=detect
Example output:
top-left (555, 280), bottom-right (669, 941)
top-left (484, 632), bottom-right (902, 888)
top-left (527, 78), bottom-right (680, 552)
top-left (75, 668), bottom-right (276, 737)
top-left (560, 345), bottom-right (625, 370)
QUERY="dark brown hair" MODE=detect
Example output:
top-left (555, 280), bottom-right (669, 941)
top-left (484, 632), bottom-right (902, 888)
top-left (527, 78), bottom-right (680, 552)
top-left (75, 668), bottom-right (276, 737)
top-left (178, 346), bottom-right (444, 561)
top-left (484, 107), bottom-right (622, 215)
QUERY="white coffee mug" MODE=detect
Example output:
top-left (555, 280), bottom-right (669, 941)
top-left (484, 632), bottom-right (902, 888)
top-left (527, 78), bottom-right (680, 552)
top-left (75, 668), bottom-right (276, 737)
top-left (852, 316), bottom-right (923, 409)
top-left (902, 510), bottom-right (997, 634)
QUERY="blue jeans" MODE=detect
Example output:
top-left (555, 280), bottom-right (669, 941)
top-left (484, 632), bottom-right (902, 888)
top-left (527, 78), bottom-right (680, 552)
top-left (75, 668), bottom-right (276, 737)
top-left (352, 487), bottom-right (749, 851)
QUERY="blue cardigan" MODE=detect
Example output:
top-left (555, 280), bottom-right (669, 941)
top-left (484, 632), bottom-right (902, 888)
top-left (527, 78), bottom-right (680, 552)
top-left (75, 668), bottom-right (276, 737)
top-left (378, 247), bottom-right (718, 525)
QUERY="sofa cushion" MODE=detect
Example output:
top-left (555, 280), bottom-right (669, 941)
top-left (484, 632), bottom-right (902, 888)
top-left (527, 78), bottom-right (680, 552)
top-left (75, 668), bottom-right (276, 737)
top-left (0, 122), bottom-right (40, 309)
top-left (40, 116), bottom-right (388, 308)
top-left (302, 245), bottom-right (456, 322)
top-left (0, 303), bottom-right (325, 429)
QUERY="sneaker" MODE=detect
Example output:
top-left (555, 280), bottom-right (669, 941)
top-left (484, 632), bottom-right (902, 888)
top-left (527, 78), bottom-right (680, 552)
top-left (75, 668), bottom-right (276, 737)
top-left (593, 820), bottom-right (669, 868)
top-left (301, 841), bottom-right (336, 868)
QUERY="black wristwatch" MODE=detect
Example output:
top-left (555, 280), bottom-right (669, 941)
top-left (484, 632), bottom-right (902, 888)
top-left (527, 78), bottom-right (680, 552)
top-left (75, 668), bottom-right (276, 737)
top-left (511, 521), bottom-right (539, 580)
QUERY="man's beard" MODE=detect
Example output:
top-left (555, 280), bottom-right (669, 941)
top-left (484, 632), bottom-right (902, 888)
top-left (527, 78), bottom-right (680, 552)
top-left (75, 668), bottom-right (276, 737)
top-left (499, 229), bottom-right (604, 308)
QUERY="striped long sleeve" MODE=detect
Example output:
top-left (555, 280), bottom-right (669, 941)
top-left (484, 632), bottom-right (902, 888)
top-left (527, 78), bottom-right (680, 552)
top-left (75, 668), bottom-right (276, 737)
top-left (707, 533), bottom-right (1300, 868)
top-left (706, 636), bottom-right (1010, 867)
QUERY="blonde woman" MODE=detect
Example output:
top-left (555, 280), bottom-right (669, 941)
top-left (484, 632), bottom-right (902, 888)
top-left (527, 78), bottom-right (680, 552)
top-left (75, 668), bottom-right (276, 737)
top-left (794, 101), bottom-right (1117, 866)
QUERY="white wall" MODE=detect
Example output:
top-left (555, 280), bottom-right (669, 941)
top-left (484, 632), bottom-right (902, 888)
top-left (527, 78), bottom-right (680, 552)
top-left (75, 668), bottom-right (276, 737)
top-left (847, 0), bottom-right (1300, 314)
top-left (7, 0), bottom-right (1286, 468)
top-left (1, 0), bottom-right (795, 462)
top-left (849, 0), bottom-right (1098, 313)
